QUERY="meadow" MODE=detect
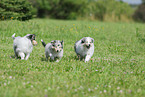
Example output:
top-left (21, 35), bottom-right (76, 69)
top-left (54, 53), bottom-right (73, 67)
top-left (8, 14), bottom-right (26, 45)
top-left (0, 19), bottom-right (145, 97)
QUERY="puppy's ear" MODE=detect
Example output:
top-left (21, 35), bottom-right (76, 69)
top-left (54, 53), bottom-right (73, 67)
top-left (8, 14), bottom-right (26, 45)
top-left (51, 40), bottom-right (56, 44)
top-left (91, 38), bottom-right (94, 43)
top-left (26, 34), bottom-right (36, 40)
top-left (81, 38), bottom-right (85, 44)
top-left (32, 34), bottom-right (36, 40)
top-left (61, 40), bottom-right (64, 45)
top-left (61, 40), bottom-right (64, 48)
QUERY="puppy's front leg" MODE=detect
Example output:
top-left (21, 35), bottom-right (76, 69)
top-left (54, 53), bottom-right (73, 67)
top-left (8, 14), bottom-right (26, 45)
top-left (45, 52), bottom-right (49, 61)
top-left (18, 52), bottom-right (25, 60)
top-left (25, 54), bottom-right (30, 60)
top-left (50, 56), bottom-right (54, 61)
top-left (56, 57), bottom-right (61, 62)
top-left (49, 53), bottom-right (54, 60)
top-left (56, 59), bottom-right (60, 62)
top-left (85, 55), bottom-right (91, 62)
top-left (14, 47), bottom-right (18, 58)
top-left (14, 51), bottom-right (18, 59)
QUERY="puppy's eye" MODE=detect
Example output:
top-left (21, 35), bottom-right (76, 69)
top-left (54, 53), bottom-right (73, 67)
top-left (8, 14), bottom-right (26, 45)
top-left (52, 45), bottom-right (55, 47)
top-left (81, 40), bottom-right (84, 43)
top-left (58, 44), bottom-right (60, 46)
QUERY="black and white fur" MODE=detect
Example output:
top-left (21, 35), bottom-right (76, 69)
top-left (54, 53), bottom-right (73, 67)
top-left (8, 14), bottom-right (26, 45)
top-left (41, 39), bottom-right (63, 62)
top-left (74, 37), bottom-right (94, 62)
top-left (12, 33), bottom-right (36, 60)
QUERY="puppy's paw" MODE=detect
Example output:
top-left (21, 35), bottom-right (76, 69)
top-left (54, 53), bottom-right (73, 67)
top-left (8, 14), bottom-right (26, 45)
top-left (85, 55), bottom-right (91, 62)
top-left (56, 59), bottom-right (60, 62)
top-left (49, 53), bottom-right (52, 57)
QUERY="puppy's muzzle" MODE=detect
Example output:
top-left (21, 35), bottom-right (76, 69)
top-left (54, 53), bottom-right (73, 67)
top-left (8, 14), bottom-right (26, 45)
top-left (55, 48), bottom-right (61, 52)
top-left (32, 40), bottom-right (37, 46)
top-left (86, 44), bottom-right (91, 49)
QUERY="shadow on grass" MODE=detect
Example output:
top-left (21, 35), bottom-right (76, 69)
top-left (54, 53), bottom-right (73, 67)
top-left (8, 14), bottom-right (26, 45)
top-left (41, 57), bottom-right (48, 62)
top-left (66, 55), bottom-right (82, 62)
top-left (70, 55), bottom-right (79, 60)
top-left (10, 55), bottom-right (15, 59)
top-left (67, 55), bottom-right (95, 63)
top-left (41, 55), bottom-right (80, 62)
top-left (41, 57), bottom-right (54, 62)
top-left (10, 55), bottom-right (21, 59)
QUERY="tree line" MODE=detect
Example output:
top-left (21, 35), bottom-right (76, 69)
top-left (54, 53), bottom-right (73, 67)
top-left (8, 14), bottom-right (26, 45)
top-left (0, 0), bottom-right (145, 22)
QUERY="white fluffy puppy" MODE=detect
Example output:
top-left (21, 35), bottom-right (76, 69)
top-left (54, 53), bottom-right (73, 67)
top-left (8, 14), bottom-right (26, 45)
top-left (41, 39), bottom-right (63, 62)
top-left (74, 37), bottom-right (94, 62)
top-left (12, 33), bottom-right (37, 60)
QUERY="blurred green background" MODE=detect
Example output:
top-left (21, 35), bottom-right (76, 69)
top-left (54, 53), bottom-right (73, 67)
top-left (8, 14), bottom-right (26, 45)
top-left (0, 0), bottom-right (145, 22)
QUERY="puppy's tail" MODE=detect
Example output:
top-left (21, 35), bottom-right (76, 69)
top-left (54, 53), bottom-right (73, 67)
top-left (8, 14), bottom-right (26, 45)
top-left (12, 33), bottom-right (16, 39)
top-left (41, 39), bottom-right (46, 47)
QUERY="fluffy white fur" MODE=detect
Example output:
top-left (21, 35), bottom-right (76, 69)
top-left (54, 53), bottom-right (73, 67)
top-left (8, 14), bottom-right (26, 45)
top-left (41, 39), bottom-right (63, 62)
top-left (74, 37), bottom-right (94, 62)
top-left (12, 33), bottom-right (35, 60)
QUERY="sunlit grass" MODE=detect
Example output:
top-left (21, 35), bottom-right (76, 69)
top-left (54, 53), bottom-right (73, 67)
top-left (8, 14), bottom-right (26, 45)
top-left (0, 19), bottom-right (145, 97)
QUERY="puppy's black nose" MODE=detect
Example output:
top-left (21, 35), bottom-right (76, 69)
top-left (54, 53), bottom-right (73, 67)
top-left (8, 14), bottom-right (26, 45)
top-left (86, 45), bottom-right (90, 49)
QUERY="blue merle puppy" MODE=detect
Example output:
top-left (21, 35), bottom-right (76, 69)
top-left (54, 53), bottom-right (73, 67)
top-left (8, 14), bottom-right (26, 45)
top-left (41, 39), bottom-right (63, 62)
top-left (12, 33), bottom-right (37, 60)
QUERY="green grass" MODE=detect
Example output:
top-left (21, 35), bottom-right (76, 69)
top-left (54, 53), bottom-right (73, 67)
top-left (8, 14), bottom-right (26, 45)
top-left (0, 19), bottom-right (145, 97)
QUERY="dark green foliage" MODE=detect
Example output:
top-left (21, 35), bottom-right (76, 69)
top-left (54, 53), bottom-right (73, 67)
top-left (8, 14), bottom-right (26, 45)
top-left (133, 4), bottom-right (145, 22)
top-left (0, 0), bottom-right (35, 21)
top-left (49, 0), bottom-right (87, 19)
top-left (29, 0), bottom-right (51, 18)
top-left (86, 1), bottom-right (107, 20)
top-left (29, 0), bottom-right (87, 19)
top-left (29, 0), bottom-right (133, 21)
top-left (1, 0), bottom-right (133, 21)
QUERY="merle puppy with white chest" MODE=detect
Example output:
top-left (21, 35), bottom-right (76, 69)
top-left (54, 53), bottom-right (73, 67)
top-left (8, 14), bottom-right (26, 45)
top-left (41, 39), bottom-right (63, 62)
top-left (74, 37), bottom-right (94, 62)
top-left (12, 33), bottom-right (37, 60)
